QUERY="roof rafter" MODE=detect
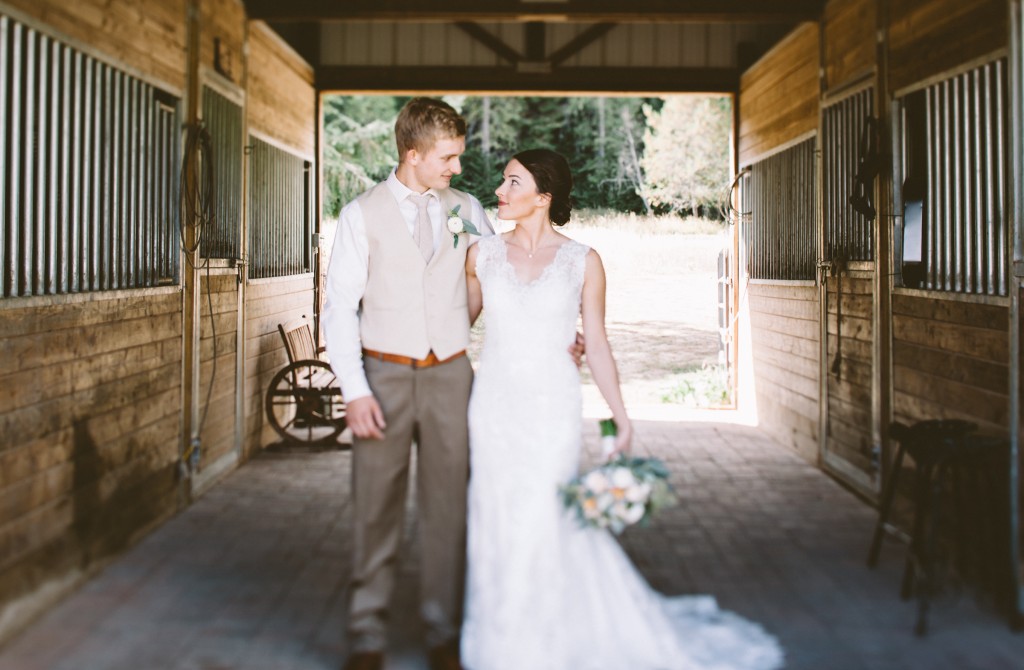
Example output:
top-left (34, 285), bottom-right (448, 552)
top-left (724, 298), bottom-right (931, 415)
top-left (453, 22), bottom-right (617, 69)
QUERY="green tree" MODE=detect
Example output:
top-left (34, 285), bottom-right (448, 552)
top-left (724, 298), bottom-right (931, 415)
top-left (640, 95), bottom-right (731, 218)
top-left (322, 96), bottom-right (406, 218)
top-left (455, 96), bottom-right (658, 213)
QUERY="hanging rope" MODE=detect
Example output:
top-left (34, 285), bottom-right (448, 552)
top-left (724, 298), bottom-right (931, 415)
top-left (180, 121), bottom-right (215, 262)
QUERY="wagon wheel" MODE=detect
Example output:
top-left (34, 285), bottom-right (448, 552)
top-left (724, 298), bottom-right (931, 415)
top-left (265, 359), bottom-right (347, 444)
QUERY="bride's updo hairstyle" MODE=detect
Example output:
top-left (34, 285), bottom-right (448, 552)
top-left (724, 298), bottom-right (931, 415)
top-left (512, 149), bottom-right (574, 226)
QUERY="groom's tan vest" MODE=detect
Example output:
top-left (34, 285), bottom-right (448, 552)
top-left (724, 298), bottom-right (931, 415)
top-left (356, 182), bottom-right (473, 360)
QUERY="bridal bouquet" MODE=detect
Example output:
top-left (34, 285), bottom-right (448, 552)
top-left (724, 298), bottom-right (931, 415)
top-left (560, 420), bottom-right (677, 534)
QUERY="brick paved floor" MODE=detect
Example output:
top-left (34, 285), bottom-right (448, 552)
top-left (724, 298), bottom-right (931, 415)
top-left (1, 415), bottom-right (1021, 669)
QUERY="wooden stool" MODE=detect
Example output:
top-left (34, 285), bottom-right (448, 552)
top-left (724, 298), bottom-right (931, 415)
top-left (866, 420), bottom-right (1011, 635)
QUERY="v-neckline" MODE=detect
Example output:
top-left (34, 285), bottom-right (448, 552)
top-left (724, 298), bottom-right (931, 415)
top-left (500, 238), bottom-right (571, 287)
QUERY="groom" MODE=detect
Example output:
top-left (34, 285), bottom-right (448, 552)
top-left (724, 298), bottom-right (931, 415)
top-left (321, 98), bottom-right (493, 670)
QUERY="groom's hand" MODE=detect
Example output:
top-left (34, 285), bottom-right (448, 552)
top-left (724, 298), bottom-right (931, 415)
top-left (347, 395), bottom-right (387, 440)
top-left (568, 332), bottom-right (586, 368)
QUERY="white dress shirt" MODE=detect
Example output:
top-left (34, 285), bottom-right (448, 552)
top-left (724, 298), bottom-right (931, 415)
top-left (321, 170), bottom-right (494, 401)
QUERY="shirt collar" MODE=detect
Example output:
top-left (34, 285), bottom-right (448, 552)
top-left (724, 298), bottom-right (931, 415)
top-left (386, 169), bottom-right (441, 205)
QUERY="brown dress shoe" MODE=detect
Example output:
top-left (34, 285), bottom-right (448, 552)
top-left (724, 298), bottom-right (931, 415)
top-left (342, 651), bottom-right (384, 670)
top-left (428, 640), bottom-right (464, 670)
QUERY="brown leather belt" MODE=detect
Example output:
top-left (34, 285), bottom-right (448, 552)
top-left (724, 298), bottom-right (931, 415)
top-left (362, 348), bottom-right (466, 369)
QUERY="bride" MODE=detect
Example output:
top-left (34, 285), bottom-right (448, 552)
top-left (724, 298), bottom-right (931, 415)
top-left (460, 148), bottom-right (784, 670)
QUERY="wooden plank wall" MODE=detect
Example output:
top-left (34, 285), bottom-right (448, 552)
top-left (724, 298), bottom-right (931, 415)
top-left (747, 284), bottom-right (821, 462)
top-left (244, 276), bottom-right (315, 453)
top-left (822, 0), bottom-right (875, 91)
top-left (201, 0), bottom-right (246, 83)
top-left (889, 0), bottom-right (1007, 94)
top-left (738, 22), bottom-right (821, 463)
top-left (242, 25), bottom-right (316, 452)
top-left (892, 296), bottom-right (1009, 434)
top-left (194, 0), bottom-right (246, 477)
top-left (198, 272), bottom-right (240, 467)
top-left (825, 274), bottom-right (874, 472)
top-left (0, 0), bottom-right (317, 641)
top-left (0, 0), bottom-right (189, 640)
top-left (248, 21), bottom-right (315, 157)
top-left (0, 291), bottom-right (183, 635)
top-left (737, 21), bottom-right (819, 167)
top-left (886, 0), bottom-right (1010, 438)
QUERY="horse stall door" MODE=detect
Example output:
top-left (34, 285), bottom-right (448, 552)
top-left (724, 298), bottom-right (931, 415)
top-left (821, 267), bottom-right (878, 496)
top-left (819, 84), bottom-right (880, 498)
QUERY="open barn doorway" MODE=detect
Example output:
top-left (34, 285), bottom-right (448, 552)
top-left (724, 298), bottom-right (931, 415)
top-left (317, 93), bottom-right (738, 415)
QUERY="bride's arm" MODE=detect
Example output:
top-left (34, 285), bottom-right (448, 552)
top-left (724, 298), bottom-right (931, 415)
top-left (466, 243), bottom-right (483, 326)
top-left (580, 249), bottom-right (632, 454)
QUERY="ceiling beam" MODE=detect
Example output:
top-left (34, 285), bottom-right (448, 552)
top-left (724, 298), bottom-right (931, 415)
top-left (247, 0), bottom-right (822, 24)
top-left (454, 22), bottom-right (522, 63)
top-left (316, 66), bottom-right (739, 94)
top-left (547, 22), bottom-right (615, 67)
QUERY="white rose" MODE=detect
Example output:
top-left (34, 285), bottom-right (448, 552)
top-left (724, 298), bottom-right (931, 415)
top-left (447, 216), bottom-right (463, 233)
top-left (610, 467), bottom-right (635, 489)
top-left (583, 470), bottom-right (609, 494)
top-left (625, 482), bottom-right (651, 503)
top-left (623, 503), bottom-right (646, 525)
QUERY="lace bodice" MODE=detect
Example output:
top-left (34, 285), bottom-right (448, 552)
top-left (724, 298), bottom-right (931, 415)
top-left (473, 234), bottom-right (589, 383)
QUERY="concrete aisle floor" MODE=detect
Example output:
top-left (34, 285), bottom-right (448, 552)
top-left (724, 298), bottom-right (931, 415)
top-left (1, 416), bottom-right (1021, 670)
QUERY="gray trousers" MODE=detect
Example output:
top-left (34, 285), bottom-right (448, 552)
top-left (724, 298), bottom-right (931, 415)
top-left (347, 354), bottom-right (472, 652)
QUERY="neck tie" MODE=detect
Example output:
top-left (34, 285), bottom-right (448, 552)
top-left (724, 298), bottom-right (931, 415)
top-left (408, 194), bottom-right (434, 263)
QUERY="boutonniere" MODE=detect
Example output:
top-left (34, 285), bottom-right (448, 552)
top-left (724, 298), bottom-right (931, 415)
top-left (446, 205), bottom-right (480, 248)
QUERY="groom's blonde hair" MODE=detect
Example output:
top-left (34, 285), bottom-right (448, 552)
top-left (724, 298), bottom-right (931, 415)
top-left (395, 97), bottom-right (466, 162)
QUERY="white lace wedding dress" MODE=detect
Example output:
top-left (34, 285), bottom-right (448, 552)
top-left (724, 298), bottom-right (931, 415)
top-left (461, 235), bottom-right (784, 670)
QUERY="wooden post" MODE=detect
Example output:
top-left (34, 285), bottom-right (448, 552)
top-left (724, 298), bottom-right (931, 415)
top-left (1007, 0), bottom-right (1023, 629)
top-left (871, 0), bottom-right (892, 499)
top-left (235, 18), bottom-right (251, 459)
top-left (181, 0), bottom-right (202, 493)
